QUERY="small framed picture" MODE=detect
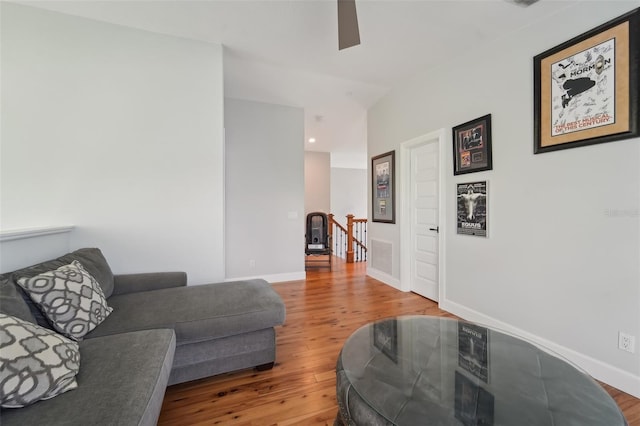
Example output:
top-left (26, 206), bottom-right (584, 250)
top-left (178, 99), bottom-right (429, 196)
top-left (455, 371), bottom-right (495, 426)
top-left (452, 114), bottom-right (493, 175)
top-left (533, 8), bottom-right (639, 153)
top-left (373, 319), bottom-right (398, 363)
top-left (372, 151), bottom-right (395, 223)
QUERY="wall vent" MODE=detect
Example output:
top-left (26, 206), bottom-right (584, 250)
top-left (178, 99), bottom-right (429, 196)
top-left (370, 239), bottom-right (393, 276)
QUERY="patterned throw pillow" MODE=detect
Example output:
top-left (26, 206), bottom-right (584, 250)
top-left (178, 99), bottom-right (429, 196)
top-left (17, 261), bottom-right (113, 341)
top-left (0, 313), bottom-right (80, 408)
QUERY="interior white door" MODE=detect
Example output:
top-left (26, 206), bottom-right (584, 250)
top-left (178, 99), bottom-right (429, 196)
top-left (409, 141), bottom-right (439, 301)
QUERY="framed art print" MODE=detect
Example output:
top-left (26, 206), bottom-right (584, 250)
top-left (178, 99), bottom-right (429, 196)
top-left (457, 181), bottom-right (488, 237)
top-left (452, 114), bottom-right (493, 175)
top-left (458, 322), bottom-right (489, 383)
top-left (372, 150), bottom-right (395, 223)
top-left (534, 8), bottom-right (639, 153)
top-left (454, 371), bottom-right (495, 426)
top-left (373, 319), bottom-right (398, 363)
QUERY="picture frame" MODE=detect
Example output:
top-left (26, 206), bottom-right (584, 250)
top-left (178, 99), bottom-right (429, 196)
top-left (454, 371), bottom-right (495, 426)
top-left (534, 8), bottom-right (640, 154)
top-left (452, 114), bottom-right (493, 175)
top-left (458, 322), bottom-right (489, 383)
top-left (372, 150), bottom-right (395, 223)
top-left (373, 319), bottom-right (398, 363)
top-left (457, 181), bottom-right (488, 237)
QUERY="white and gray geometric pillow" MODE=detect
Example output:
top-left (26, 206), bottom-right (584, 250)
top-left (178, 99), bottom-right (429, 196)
top-left (0, 313), bottom-right (80, 408)
top-left (17, 261), bottom-right (113, 341)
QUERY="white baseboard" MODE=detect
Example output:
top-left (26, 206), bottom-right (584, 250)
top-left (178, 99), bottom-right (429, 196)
top-left (225, 271), bottom-right (306, 284)
top-left (440, 298), bottom-right (640, 399)
top-left (366, 267), bottom-right (403, 291)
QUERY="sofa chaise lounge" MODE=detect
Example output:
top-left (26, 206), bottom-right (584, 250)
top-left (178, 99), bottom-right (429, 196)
top-left (0, 248), bottom-right (286, 425)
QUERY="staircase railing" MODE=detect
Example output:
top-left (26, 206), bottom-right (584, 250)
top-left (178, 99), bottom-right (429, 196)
top-left (328, 214), bottom-right (367, 263)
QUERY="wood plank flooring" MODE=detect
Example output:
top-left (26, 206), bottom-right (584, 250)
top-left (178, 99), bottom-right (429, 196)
top-left (159, 259), bottom-right (640, 425)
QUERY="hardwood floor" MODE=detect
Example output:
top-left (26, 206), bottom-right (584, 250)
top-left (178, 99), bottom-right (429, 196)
top-left (158, 259), bottom-right (640, 425)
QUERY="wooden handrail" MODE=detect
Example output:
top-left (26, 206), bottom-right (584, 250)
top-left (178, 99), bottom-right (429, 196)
top-left (352, 237), bottom-right (367, 252)
top-left (328, 214), bottom-right (348, 234)
top-left (329, 213), bottom-right (367, 263)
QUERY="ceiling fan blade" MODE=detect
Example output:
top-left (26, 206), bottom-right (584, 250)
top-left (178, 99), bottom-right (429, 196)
top-left (337, 0), bottom-right (360, 50)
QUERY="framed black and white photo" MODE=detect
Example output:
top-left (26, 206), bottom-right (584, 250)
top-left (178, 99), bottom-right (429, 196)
top-left (372, 151), bottom-right (395, 223)
top-left (452, 114), bottom-right (493, 175)
top-left (373, 319), bottom-right (398, 363)
top-left (534, 8), bottom-right (639, 153)
top-left (457, 181), bottom-right (488, 237)
top-left (458, 322), bottom-right (489, 383)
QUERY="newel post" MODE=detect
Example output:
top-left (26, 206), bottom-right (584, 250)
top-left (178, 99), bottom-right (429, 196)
top-left (346, 214), bottom-right (354, 263)
top-left (328, 213), bottom-right (334, 244)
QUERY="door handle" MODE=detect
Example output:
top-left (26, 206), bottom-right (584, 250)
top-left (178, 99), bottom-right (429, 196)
top-left (429, 226), bottom-right (439, 233)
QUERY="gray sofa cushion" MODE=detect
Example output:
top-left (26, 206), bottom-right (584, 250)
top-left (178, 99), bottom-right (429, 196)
top-left (0, 329), bottom-right (176, 426)
top-left (85, 279), bottom-right (286, 345)
top-left (1, 248), bottom-right (115, 329)
top-left (169, 328), bottom-right (276, 385)
top-left (6, 247), bottom-right (114, 294)
top-left (0, 278), bottom-right (36, 324)
top-left (112, 272), bottom-right (187, 295)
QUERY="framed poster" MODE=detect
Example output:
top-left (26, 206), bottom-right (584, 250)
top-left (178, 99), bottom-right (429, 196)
top-left (452, 114), bottom-right (493, 175)
top-left (457, 181), bottom-right (488, 237)
top-left (454, 371), bottom-right (495, 426)
top-left (372, 151), bottom-right (395, 223)
top-left (534, 8), bottom-right (639, 153)
top-left (373, 319), bottom-right (398, 363)
top-left (458, 322), bottom-right (489, 383)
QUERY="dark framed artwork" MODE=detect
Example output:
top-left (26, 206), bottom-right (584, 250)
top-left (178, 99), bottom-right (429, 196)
top-left (457, 181), bottom-right (488, 237)
top-left (452, 114), bottom-right (493, 175)
top-left (372, 151), bottom-right (395, 223)
top-left (458, 322), bottom-right (489, 383)
top-left (454, 371), bottom-right (495, 426)
top-left (534, 8), bottom-right (639, 153)
top-left (373, 319), bottom-right (398, 363)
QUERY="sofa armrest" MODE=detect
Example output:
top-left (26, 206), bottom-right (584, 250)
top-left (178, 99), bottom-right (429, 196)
top-left (111, 272), bottom-right (187, 296)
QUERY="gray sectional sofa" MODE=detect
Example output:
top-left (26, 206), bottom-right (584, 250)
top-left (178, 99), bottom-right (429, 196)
top-left (0, 248), bottom-right (286, 425)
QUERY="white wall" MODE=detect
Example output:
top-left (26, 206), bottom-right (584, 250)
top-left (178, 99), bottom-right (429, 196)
top-left (331, 151), bottom-right (367, 169)
top-left (0, 228), bottom-right (73, 273)
top-left (225, 98), bottom-right (305, 282)
top-left (331, 168), bottom-right (367, 225)
top-left (1, 3), bottom-right (225, 284)
top-left (304, 151), bottom-right (331, 215)
top-left (368, 1), bottom-right (640, 396)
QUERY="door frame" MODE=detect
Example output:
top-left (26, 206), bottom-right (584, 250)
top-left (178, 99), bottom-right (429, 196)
top-left (399, 128), bottom-right (447, 301)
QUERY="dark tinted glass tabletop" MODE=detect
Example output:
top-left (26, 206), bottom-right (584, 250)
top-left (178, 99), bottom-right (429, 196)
top-left (339, 316), bottom-right (626, 425)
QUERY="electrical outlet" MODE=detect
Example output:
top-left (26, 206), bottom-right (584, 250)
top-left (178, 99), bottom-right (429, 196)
top-left (249, 259), bottom-right (256, 268)
top-left (618, 332), bottom-right (635, 353)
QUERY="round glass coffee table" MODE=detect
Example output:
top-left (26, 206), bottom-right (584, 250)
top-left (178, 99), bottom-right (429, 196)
top-left (336, 316), bottom-right (627, 425)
